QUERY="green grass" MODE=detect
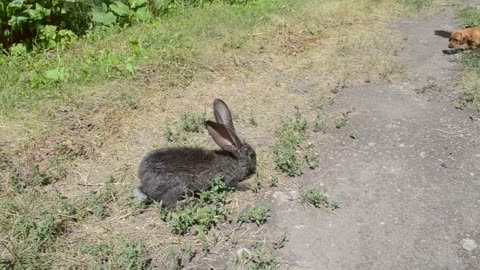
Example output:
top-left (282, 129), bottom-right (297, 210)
top-left (0, 191), bottom-right (79, 269)
top-left (154, 176), bottom-right (233, 235)
top-left (233, 232), bottom-right (287, 269)
top-left (273, 108), bottom-right (308, 176)
top-left (0, 0), bottom-right (285, 115)
top-left (180, 112), bottom-right (206, 133)
top-left (335, 111), bottom-right (351, 129)
top-left (313, 112), bottom-right (327, 133)
top-left (458, 6), bottom-right (480, 27)
top-left (237, 202), bottom-right (271, 226)
top-left (457, 6), bottom-right (480, 111)
top-left (77, 237), bottom-right (150, 269)
top-left (301, 187), bottom-right (339, 210)
top-left (350, 129), bottom-right (359, 139)
top-left (84, 176), bottom-right (116, 218)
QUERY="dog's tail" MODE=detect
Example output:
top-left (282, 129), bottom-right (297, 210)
top-left (434, 30), bottom-right (451, 38)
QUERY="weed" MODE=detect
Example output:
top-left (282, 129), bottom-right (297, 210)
top-left (164, 247), bottom-right (182, 270)
top-left (304, 142), bottom-right (319, 169)
top-left (237, 202), bottom-right (271, 226)
top-left (314, 112), bottom-right (327, 133)
top-left (78, 237), bottom-right (150, 269)
top-left (350, 130), bottom-right (359, 139)
top-left (164, 119), bottom-right (185, 143)
top-left (250, 241), bottom-right (278, 270)
top-left (197, 230), bottom-right (210, 251)
top-left (180, 112), bottom-right (206, 133)
top-left (301, 187), bottom-right (339, 210)
top-left (273, 231), bottom-right (288, 250)
top-left (414, 81), bottom-right (442, 94)
top-left (269, 175), bottom-right (279, 187)
top-left (335, 111), bottom-right (351, 129)
top-left (273, 108), bottom-right (308, 176)
top-left (181, 243), bottom-right (196, 263)
top-left (249, 115), bottom-right (258, 126)
top-left (84, 176), bottom-right (115, 218)
top-left (119, 93), bottom-right (139, 109)
top-left (156, 176), bottom-right (233, 235)
top-left (251, 169), bottom-right (262, 193)
top-left (0, 191), bottom-right (80, 269)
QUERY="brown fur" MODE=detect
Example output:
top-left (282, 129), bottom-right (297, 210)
top-left (448, 27), bottom-right (480, 50)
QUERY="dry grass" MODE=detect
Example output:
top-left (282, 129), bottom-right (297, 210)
top-left (0, 0), bottom-right (443, 268)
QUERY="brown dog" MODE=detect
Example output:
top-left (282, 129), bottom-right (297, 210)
top-left (448, 26), bottom-right (480, 50)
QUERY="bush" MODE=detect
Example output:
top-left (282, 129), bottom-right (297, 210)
top-left (0, 0), bottom-right (94, 50)
top-left (0, 0), bottom-right (254, 51)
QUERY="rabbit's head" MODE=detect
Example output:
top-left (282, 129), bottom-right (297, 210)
top-left (205, 99), bottom-right (257, 176)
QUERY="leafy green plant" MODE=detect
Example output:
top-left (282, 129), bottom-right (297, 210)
top-left (250, 241), bottom-right (278, 270)
top-left (92, 0), bottom-right (152, 27)
top-left (237, 202), bottom-right (270, 226)
top-left (273, 108), bottom-right (308, 176)
top-left (301, 187), bottom-right (339, 210)
top-left (156, 176), bottom-right (233, 235)
top-left (78, 237), bottom-right (150, 269)
top-left (0, 0), bottom-right (91, 50)
top-left (180, 112), bottom-right (206, 133)
top-left (304, 142), bottom-right (318, 169)
top-left (0, 191), bottom-right (79, 269)
top-left (85, 176), bottom-right (115, 218)
top-left (349, 130), bottom-right (358, 139)
top-left (269, 175), bottom-right (278, 187)
top-left (313, 112), bottom-right (327, 133)
top-left (335, 111), bottom-right (351, 129)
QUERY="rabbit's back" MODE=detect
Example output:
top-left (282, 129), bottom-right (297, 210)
top-left (138, 147), bottom-right (239, 208)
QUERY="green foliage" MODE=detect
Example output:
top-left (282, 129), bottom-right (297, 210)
top-left (84, 176), bottom-right (115, 218)
top-left (155, 176), bottom-right (234, 235)
top-left (164, 112), bottom-right (206, 143)
top-left (78, 237), bottom-right (150, 269)
top-left (313, 112), bottom-right (327, 133)
top-left (92, 0), bottom-right (152, 27)
top-left (349, 129), bottom-right (359, 139)
top-left (273, 107), bottom-right (308, 176)
top-left (301, 187), bottom-right (339, 210)
top-left (180, 111), bottom-right (206, 133)
top-left (457, 7), bottom-right (480, 111)
top-left (249, 241), bottom-right (278, 270)
top-left (0, 0), bottom-right (254, 51)
top-left (459, 6), bottom-right (480, 28)
top-left (0, 191), bottom-right (79, 268)
top-left (237, 202), bottom-right (270, 226)
top-left (0, 0), bottom-right (91, 50)
top-left (9, 161), bottom-right (65, 192)
top-left (304, 142), bottom-right (318, 169)
top-left (335, 111), bottom-right (351, 129)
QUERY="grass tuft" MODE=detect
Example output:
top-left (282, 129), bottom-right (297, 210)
top-left (457, 7), bottom-right (480, 111)
top-left (273, 108), bottom-right (308, 176)
top-left (155, 176), bottom-right (233, 235)
top-left (301, 187), bottom-right (339, 210)
top-left (237, 202), bottom-right (271, 226)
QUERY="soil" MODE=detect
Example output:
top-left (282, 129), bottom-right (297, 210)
top-left (267, 7), bottom-right (480, 270)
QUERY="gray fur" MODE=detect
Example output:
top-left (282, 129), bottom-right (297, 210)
top-left (136, 99), bottom-right (257, 209)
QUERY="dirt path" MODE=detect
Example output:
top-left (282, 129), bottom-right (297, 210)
top-left (268, 7), bottom-right (480, 270)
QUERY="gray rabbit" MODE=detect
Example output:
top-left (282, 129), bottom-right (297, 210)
top-left (135, 99), bottom-right (257, 209)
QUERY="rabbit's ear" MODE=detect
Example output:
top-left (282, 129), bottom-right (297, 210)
top-left (205, 120), bottom-right (241, 156)
top-left (213, 99), bottom-right (236, 132)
